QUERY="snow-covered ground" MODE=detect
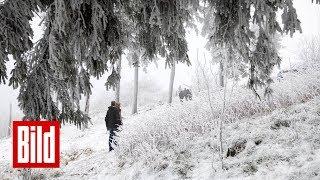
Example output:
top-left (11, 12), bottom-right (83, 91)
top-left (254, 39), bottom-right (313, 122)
top-left (1, 63), bottom-right (320, 180)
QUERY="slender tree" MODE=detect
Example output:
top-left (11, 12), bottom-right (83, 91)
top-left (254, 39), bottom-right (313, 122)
top-left (132, 60), bottom-right (139, 114)
top-left (84, 94), bottom-right (90, 114)
top-left (115, 56), bottom-right (122, 103)
top-left (7, 103), bottom-right (12, 137)
top-left (168, 62), bottom-right (176, 103)
top-left (219, 61), bottom-right (224, 87)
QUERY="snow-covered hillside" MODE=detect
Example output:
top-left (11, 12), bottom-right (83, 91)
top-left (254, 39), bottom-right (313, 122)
top-left (1, 64), bottom-right (320, 180)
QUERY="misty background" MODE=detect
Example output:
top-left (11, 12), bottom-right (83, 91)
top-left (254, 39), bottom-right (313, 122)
top-left (0, 0), bottom-right (319, 138)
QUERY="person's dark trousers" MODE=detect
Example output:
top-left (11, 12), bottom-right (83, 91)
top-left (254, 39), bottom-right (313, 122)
top-left (109, 128), bottom-right (118, 151)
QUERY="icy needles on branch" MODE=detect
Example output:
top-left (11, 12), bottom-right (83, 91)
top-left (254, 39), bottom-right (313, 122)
top-left (0, 0), bottom-right (45, 84)
top-left (0, 0), bottom-right (198, 127)
top-left (202, 0), bottom-right (302, 98)
top-left (18, 34), bottom-right (90, 128)
top-left (122, 0), bottom-right (193, 67)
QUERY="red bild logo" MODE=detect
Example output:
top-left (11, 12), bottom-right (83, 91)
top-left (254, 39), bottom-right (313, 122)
top-left (12, 121), bottom-right (60, 168)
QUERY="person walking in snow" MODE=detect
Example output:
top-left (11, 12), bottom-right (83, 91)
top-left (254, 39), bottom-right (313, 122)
top-left (105, 101), bottom-right (122, 151)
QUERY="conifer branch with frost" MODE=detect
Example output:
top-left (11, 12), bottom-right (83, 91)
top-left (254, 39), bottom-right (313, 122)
top-left (202, 0), bottom-right (304, 98)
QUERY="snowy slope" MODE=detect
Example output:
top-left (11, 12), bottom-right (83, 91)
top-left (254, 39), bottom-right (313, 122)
top-left (1, 64), bottom-right (320, 180)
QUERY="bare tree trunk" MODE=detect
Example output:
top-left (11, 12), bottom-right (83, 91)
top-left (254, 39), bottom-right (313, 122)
top-left (132, 63), bottom-right (139, 114)
top-left (7, 103), bottom-right (12, 137)
top-left (116, 57), bottom-right (122, 103)
top-left (195, 49), bottom-right (201, 92)
top-left (83, 94), bottom-right (90, 129)
top-left (217, 45), bottom-right (230, 170)
top-left (85, 94), bottom-right (90, 114)
top-left (201, 52), bottom-right (225, 170)
top-left (219, 60), bottom-right (224, 87)
top-left (168, 62), bottom-right (176, 104)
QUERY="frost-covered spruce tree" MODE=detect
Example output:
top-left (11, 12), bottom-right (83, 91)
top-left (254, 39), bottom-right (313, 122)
top-left (0, 0), bottom-right (48, 86)
top-left (17, 28), bottom-right (92, 128)
top-left (34, 0), bottom-right (123, 127)
top-left (1, 0), bottom-right (124, 128)
top-left (0, 0), bottom-right (197, 126)
top-left (202, 4), bottom-right (247, 87)
top-left (200, 0), bottom-right (309, 169)
top-left (202, 0), bottom-right (303, 97)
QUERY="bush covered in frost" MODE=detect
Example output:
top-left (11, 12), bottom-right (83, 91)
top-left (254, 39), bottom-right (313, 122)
top-left (112, 63), bottom-right (320, 178)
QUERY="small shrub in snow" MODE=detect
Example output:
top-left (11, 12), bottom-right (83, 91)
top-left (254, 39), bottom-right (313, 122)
top-left (254, 139), bottom-right (262, 146)
top-left (226, 139), bottom-right (247, 157)
top-left (51, 170), bottom-right (63, 178)
top-left (271, 120), bottom-right (291, 130)
top-left (243, 163), bottom-right (258, 175)
top-left (19, 169), bottom-right (46, 180)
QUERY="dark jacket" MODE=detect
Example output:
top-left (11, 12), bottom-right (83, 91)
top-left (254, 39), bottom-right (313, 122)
top-left (105, 106), bottom-right (122, 130)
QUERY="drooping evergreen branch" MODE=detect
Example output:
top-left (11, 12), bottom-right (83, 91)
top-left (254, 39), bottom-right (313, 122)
top-left (203, 0), bottom-right (303, 98)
